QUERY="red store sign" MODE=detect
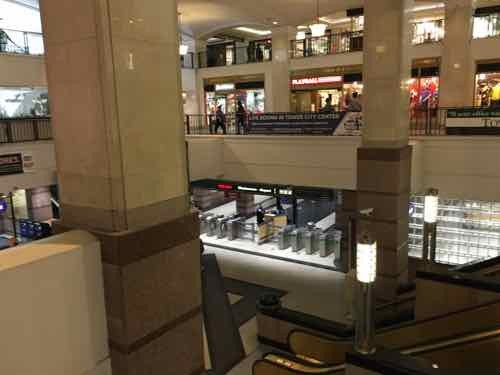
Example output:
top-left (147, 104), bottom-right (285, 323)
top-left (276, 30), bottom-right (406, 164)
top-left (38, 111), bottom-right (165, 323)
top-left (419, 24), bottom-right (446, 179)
top-left (291, 76), bottom-right (343, 88)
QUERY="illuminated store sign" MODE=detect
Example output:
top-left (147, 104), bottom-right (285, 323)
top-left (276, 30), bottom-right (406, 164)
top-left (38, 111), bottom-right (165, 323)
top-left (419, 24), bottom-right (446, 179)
top-left (259, 188), bottom-right (273, 194)
top-left (237, 186), bottom-right (259, 192)
top-left (279, 189), bottom-right (293, 196)
top-left (292, 76), bottom-right (343, 87)
top-left (215, 83), bottom-right (235, 91)
top-left (217, 183), bottom-right (234, 191)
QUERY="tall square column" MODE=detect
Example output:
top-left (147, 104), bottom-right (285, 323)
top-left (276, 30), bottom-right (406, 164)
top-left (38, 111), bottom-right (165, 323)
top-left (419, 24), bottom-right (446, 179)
top-left (440, 0), bottom-right (476, 107)
top-left (358, 0), bottom-right (414, 301)
top-left (266, 26), bottom-right (294, 112)
top-left (40, 0), bottom-right (203, 373)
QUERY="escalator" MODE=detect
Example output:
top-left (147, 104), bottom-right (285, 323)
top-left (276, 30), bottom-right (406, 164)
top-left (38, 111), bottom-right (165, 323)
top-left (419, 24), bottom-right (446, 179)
top-left (288, 299), bottom-right (500, 364)
top-left (253, 325), bottom-right (500, 374)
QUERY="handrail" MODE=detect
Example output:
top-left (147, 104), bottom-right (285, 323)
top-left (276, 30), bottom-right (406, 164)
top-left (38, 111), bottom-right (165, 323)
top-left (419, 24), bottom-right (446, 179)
top-left (290, 31), bottom-right (363, 58)
top-left (0, 27), bottom-right (44, 55)
top-left (256, 327), bottom-right (500, 374)
top-left (0, 117), bottom-right (52, 143)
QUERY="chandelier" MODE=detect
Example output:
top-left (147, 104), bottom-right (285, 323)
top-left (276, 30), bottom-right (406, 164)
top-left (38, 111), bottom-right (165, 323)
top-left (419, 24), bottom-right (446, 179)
top-left (309, 0), bottom-right (327, 37)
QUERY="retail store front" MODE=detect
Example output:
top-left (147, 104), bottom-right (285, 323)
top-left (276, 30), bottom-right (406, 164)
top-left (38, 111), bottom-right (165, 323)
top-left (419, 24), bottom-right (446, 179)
top-left (204, 76), bottom-right (265, 115)
top-left (475, 61), bottom-right (500, 107)
top-left (192, 179), bottom-right (354, 271)
top-left (290, 67), bottom-right (363, 113)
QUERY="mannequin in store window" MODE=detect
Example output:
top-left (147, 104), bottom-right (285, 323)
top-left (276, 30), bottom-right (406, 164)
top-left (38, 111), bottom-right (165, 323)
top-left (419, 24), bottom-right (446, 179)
top-left (491, 82), bottom-right (500, 107)
top-left (347, 92), bottom-right (362, 112)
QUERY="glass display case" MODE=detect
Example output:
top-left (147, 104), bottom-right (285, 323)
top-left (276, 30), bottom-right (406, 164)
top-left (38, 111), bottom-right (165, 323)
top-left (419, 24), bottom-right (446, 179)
top-left (409, 196), bottom-right (500, 265)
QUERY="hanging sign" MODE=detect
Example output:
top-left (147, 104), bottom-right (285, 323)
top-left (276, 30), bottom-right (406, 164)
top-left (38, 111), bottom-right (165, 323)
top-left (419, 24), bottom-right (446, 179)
top-left (446, 108), bottom-right (500, 135)
top-left (247, 112), bottom-right (363, 135)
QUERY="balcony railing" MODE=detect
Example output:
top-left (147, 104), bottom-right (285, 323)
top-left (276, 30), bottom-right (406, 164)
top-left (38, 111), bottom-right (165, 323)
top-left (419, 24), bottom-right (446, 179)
top-left (185, 108), bottom-right (449, 136)
top-left (0, 28), bottom-right (44, 55)
top-left (290, 31), bottom-right (363, 59)
top-left (198, 45), bottom-right (272, 68)
top-left (411, 19), bottom-right (445, 45)
top-left (0, 117), bottom-right (52, 143)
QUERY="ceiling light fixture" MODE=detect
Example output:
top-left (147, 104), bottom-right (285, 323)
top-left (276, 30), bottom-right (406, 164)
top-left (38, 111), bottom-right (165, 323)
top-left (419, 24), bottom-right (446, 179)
top-left (272, 21), bottom-right (279, 25)
top-left (235, 26), bottom-right (272, 36)
top-left (296, 31), bottom-right (306, 40)
top-left (179, 44), bottom-right (189, 56)
top-left (309, 0), bottom-right (327, 37)
top-left (411, 3), bottom-right (445, 13)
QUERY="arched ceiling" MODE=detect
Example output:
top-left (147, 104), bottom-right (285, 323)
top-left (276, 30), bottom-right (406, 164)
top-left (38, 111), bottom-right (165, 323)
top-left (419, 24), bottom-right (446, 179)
top-left (179, 0), bottom-right (500, 38)
top-left (178, 0), bottom-right (364, 38)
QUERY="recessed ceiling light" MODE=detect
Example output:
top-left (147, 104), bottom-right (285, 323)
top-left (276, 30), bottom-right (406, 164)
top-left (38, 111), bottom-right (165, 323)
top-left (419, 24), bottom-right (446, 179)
top-left (272, 21), bottom-right (279, 25)
top-left (235, 27), bottom-right (272, 36)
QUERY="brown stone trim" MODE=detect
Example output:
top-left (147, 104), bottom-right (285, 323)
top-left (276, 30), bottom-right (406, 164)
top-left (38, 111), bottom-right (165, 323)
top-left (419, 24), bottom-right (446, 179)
top-left (57, 211), bottom-right (200, 266)
top-left (377, 267), bottom-right (409, 279)
top-left (189, 367), bottom-right (206, 375)
top-left (109, 306), bottom-right (202, 355)
top-left (59, 195), bottom-right (190, 233)
top-left (358, 146), bottom-right (412, 162)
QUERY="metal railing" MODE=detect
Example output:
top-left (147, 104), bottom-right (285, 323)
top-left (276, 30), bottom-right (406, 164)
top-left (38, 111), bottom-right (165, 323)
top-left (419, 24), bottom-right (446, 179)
top-left (186, 109), bottom-right (447, 136)
top-left (411, 19), bottom-right (445, 45)
top-left (198, 45), bottom-right (272, 68)
top-left (290, 31), bottom-right (363, 59)
top-left (0, 117), bottom-right (52, 143)
top-left (0, 28), bottom-right (44, 55)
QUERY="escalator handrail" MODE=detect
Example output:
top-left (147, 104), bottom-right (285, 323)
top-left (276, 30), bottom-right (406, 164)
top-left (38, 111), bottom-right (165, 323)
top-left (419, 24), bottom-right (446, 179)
top-left (417, 268), bottom-right (500, 293)
top-left (287, 298), bottom-right (500, 362)
top-left (450, 255), bottom-right (500, 274)
top-left (259, 294), bottom-right (415, 340)
top-left (254, 352), bottom-right (345, 374)
top-left (257, 328), bottom-right (500, 375)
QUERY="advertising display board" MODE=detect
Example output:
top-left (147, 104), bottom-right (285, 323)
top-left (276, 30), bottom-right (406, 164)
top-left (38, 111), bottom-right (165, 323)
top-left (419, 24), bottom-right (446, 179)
top-left (247, 112), bottom-right (362, 135)
top-left (446, 108), bottom-right (500, 135)
top-left (0, 153), bottom-right (24, 176)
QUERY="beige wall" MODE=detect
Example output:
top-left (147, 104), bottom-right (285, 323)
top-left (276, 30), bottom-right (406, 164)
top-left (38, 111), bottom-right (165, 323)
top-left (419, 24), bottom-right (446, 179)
top-left (186, 135), bottom-right (500, 202)
top-left (0, 54), bottom-right (47, 87)
top-left (0, 230), bottom-right (110, 375)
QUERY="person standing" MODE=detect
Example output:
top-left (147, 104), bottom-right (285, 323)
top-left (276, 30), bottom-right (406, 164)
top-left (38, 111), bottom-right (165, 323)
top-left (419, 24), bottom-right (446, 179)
top-left (214, 105), bottom-right (227, 134)
top-left (236, 100), bottom-right (247, 135)
top-left (347, 92), bottom-right (362, 112)
top-left (320, 97), bottom-right (334, 113)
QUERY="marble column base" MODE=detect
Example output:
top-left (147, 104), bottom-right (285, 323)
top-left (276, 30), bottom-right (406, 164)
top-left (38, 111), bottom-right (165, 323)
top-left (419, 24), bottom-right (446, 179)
top-left (357, 146), bottom-right (412, 301)
top-left (55, 212), bottom-right (203, 374)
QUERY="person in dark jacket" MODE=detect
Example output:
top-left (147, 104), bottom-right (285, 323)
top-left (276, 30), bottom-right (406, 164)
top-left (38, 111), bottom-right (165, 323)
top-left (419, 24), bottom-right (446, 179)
top-left (214, 105), bottom-right (227, 134)
top-left (256, 205), bottom-right (265, 225)
top-left (236, 100), bottom-right (247, 134)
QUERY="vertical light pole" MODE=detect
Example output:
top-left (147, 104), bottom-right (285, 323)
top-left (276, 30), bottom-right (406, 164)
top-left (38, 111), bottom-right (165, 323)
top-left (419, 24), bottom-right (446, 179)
top-left (423, 188), bottom-right (439, 264)
top-left (355, 232), bottom-right (377, 355)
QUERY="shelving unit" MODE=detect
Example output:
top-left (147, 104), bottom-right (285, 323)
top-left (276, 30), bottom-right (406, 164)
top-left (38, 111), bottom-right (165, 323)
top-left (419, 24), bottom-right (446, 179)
top-left (409, 196), bottom-right (500, 265)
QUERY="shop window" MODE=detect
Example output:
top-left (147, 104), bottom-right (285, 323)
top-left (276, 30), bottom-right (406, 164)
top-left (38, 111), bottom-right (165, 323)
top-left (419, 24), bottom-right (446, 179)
top-left (0, 87), bottom-right (49, 118)
top-left (473, 13), bottom-right (500, 39)
top-left (475, 72), bottom-right (500, 107)
top-left (410, 196), bottom-right (500, 265)
top-left (411, 19), bottom-right (445, 45)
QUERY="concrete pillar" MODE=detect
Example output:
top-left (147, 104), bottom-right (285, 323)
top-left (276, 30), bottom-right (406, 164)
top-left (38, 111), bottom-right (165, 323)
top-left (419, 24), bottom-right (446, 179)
top-left (266, 26), bottom-right (294, 112)
top-left (40, 1), bottom-right (203, 374)
top-left (358, 0), bottom-right (413, 301)
top-left (440, 0), bottom-right (476, 107)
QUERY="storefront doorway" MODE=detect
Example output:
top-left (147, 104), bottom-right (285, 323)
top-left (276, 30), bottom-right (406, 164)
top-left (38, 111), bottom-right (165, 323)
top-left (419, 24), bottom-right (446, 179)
top-left (290, 72), bottom-right (363, 112)
top-left (205, 80), bottom-right (265, 115)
